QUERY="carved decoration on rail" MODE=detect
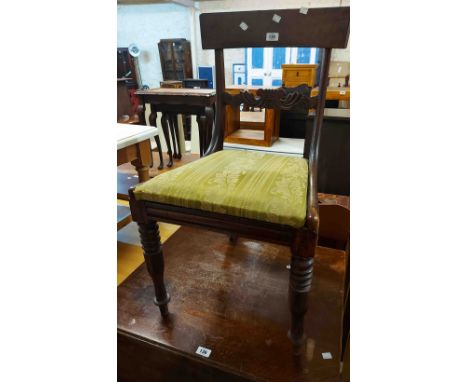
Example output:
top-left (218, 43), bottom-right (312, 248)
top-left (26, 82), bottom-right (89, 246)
top-left (223, 88), bottom-right (318, 110)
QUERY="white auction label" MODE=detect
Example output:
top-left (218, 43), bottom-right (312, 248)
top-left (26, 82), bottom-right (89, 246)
top-left (339, 90), bottom-right (346, 95)
top-left (322, 352), bottom-right (333, 360)
top-left (239, 21), bottom-right (248, 31)
top-left (272, 14), bottom-right (281, 23)
top-left (300, 7), bottom-right (309, 15)
top-left (196, 346), bottom-right (212, 358)
top-left (266, 32), bottom-right (279, 41)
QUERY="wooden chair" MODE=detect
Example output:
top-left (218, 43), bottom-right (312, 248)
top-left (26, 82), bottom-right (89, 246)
top-left (129, 7), bottom-right (350, 352)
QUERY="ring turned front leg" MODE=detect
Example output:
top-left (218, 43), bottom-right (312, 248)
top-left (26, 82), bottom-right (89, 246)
top-left (137, 221), bottom-right (170, 317)
top-left (288, 254), bottom-right (314, 352)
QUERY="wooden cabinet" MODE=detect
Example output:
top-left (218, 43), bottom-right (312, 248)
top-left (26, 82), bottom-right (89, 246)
top-left (117, 47), bottom-right (140, 117)
top-left (117, 47), bottom-right (137, 87)
top-left (158, 39), bottom-right (193, 81)
top-left (281, 64), bottom-right (317, 88)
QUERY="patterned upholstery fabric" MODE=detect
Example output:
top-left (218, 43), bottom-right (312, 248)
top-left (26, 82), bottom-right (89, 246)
top-left (133, 150), bottom-right (308, 228)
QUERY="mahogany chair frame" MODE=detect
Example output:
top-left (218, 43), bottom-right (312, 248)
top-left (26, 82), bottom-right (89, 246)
top-left (129, 7), bottom-right (350, 351)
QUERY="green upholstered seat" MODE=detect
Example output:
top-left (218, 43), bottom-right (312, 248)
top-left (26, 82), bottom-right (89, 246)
top-left (133, 150), bottom-right (308, 228)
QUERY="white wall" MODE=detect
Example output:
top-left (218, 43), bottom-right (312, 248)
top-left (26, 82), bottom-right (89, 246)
top-left (117, 3), bottom-right (192, 88)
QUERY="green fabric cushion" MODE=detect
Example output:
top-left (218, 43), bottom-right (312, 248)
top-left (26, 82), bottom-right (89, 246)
top-left (134, 150), bottom-right (308, 228)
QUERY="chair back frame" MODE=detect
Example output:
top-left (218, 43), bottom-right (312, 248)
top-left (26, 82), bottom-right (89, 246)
top-left (199, 6), bottom-right (350, 229)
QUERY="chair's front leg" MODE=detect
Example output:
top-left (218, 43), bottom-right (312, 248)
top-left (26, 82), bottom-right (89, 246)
top-left (137, 221), bottom-right (170, 317)
top-left (289, 227), bottom-right (317, 353)
top-left (289, 255), bottom-right (314, 350)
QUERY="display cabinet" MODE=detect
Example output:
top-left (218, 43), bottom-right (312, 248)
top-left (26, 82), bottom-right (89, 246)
top-left (158, 39), bottom-right (193, 81)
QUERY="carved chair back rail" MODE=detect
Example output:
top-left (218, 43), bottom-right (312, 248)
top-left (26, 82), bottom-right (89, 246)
top-left (129, 6), bottom-right (350, 352)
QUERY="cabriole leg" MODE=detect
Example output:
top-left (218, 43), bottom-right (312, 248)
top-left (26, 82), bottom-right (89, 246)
top-left (137, 221), bottom-right (170, 317)
top-left (154, 135), bottom-right (164, 170)
top-left (161, 113), bottom-right (173, 167)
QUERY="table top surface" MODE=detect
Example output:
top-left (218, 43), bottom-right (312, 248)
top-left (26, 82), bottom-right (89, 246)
top-left (118, 226), bottom-right (346, 381)
top-left (117, 123), bottom-right (156, 150)
top-left (136, 88), bottom-right (216, 97)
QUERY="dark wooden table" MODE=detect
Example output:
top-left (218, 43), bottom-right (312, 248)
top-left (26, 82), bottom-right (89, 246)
top-left (118, 226), bottom-right (346, 382)
top-left (135, 88), bottom-right (216, 165)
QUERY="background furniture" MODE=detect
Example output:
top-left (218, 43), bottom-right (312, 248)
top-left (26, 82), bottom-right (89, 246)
top-left (182, 78), bottom-right (209, 89)
top-left (159, 80), bottom-right (184, 163)
top-left (198, 66), bottom-right (215, 88)
top-left (117, 123), bottom-right (156, 230)
top-left (135, 88), bottom-right (216, 163)
top-left (182, 78), bottom-right (210, 141)
top-left (160, 80), bottom-right (182, 88)
top-left (311, 85), bottom-right (350, 101)
top-left (224, 85), bottom-right (280, 147)
top-left (130, 6), bottom-right (350, 353)
top-left (117, 78), bottom-right (137, 122)
top-left (117, 48), bottom-right (137, 87)
top-left (314, 109), bottom-right (350, 196)
top-left (117, 47), bottom-right (140, 113)
top-left (118, 78), bottom-right (164, 169)
top-left (279, 107), bottom-right (350, 196)
top-left (278, 83), bottom-right (312, 139)
top-left (282, 64), bottom-right (317, 87)
top-left (158, 39), bottom-right (193, 81)
top-left (117, 123), bottom-right (156, 182)
top-left (328, 61), bottom-right (350, 87)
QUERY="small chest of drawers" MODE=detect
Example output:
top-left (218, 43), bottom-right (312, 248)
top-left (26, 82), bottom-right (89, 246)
top-left (282, 64), bottom-right (318, 87)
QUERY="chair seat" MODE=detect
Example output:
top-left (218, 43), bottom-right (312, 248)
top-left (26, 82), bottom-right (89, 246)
top-left (133, 150), bottom-right (308, 228)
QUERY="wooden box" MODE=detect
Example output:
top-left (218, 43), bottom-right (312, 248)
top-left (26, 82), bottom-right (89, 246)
top-left (160, 80), bottom-right (183, 89)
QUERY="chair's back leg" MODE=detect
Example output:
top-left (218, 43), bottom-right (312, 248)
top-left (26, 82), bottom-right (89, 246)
top-left (205, 49), bottom-right (225, 155)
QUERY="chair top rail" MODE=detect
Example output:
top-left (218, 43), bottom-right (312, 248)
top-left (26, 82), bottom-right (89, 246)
top-left (200, 7), bottom-right (350, 49)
